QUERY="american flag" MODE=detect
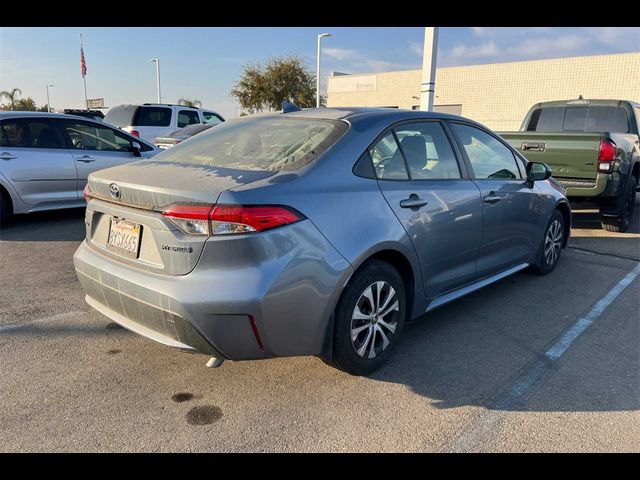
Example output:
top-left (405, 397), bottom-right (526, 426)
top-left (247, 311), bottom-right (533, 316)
top-left (80, 45), bottom-right (87, 78)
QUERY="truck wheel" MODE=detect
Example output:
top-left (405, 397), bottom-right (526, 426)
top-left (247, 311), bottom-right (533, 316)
top-left (601, 174), bottom-right (637, 233)
top-left (328, 260), bottom-right (407, 376)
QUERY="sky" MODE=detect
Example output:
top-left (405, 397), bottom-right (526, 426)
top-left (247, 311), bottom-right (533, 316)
top-left (1, 27), bottom-right (638, 119)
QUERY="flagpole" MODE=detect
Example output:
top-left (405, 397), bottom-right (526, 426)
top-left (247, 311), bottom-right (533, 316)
top-left (80, 34), bottom-right (88, 109)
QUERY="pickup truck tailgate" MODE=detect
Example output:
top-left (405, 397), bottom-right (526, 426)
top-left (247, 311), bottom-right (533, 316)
top-left (499, 132), bottom-right (601, 180)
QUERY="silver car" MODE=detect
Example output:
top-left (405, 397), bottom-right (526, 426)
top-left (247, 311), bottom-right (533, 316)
top-left (73, 108), bottom-right (570, 375)
top-left (0, 112), bottom-right (159, 225)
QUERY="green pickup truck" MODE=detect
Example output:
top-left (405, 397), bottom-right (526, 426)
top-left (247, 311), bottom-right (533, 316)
top-left (500, 99), bottom-right (640, 232)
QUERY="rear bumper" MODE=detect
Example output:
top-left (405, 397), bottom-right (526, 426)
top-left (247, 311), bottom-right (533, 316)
top-left (561, 172), bottom-right (620, 198)
top-left (73, 220), bottom-right (352, 360)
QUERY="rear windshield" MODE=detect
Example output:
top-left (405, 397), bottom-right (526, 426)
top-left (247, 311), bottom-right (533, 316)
top-left (104, 105), bottom-right (138, 127)
top-left (526, 105), bottom-right (629, 133)
top-left (153, 116), bottom-right (349, 172)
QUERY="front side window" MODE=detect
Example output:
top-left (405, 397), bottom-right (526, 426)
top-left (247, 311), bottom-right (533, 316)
top-left (177, 110), bottom-right (201, 128)
top-left (203, 111), bottom-right (224, 125)
top-left (133, 106), bottom-right (171, 127)
top-left (393, 122), bottom-right (460, 179)
top-left (153, 116), bottom-right (348, 172)
top-left (453, 123), bottom-right (522, 179)
top-left (0, 119), bottom-right (64, 149)
top-left (62, 120), bottom-right (134, 152)
top-left (369, 132), bottom-right (408, 180)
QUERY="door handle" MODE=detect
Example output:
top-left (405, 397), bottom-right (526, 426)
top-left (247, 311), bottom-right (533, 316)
top-left (400, 194), bottom-right (428, 209)
top-left (483, 194), bottom-right (502, 204)
top-left (521, 142), bottom-right (546, 152)
top-left (0, 152), bottom-right (16, 160)
top-left (76, 155), bottom-right (96, 163)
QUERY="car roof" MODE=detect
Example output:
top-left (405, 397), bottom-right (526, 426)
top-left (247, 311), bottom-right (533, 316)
top-left (269, 107), bottom-right (482, 128)
top-left (0, 111), bottom-right (97, 122)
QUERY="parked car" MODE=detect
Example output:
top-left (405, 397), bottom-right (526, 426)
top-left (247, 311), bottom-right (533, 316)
top-left (0, 111), bottom-right (159, 225)
top-left (499, 99), bottom-right (639, 232)
top-left (104, 103), bottom-right (224, 143)
top-left (74, 108), bottom-right (570, 375)
top-left (63, 109), bottom-right (105, 122)
top-left (152, 123), bottom-right (215, 149)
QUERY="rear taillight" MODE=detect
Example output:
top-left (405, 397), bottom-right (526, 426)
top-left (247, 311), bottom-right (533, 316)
top-left (129, 130), bottom-right (140, 138)
top-left (209, 205), bottom-right (303, 234)
top-left (152, 138), bottom-right (159, 145)
top-left (598, 139), bottom-right (616, 172)
top-left (162, 204), bottom-right (212, 236)
top-left (161, 204), bottom-right (304, 236)
top-left (83, 184), bottom-right (92, 201)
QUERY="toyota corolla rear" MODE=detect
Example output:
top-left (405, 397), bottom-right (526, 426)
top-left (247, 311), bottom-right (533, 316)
top-left (73, 115), bottom-right (352, 362)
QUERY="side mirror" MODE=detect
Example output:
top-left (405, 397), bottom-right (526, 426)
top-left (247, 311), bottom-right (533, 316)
top-left (130, 141), bottom-right (141, 157)
top-left (526, 162), bottom-right (552, 186)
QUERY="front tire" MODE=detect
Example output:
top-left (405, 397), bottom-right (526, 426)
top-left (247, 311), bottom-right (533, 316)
top-left (531, 209), bottom-right (565, 275)
top-left (329, 260), bottom-right (407, 376)
top-left (600, 174), bottom-right (637, 233)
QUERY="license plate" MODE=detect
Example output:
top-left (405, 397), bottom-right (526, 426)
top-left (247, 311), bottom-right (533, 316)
top-left (107, 218), bottom-right (141, 258)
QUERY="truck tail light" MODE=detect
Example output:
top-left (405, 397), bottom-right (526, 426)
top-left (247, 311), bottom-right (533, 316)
top-left (129, 129), bottom-right (140, 138)
top-left (598, 139), bottom-right (616, 172)
top-left (161, 204), bottom-right (304, 236)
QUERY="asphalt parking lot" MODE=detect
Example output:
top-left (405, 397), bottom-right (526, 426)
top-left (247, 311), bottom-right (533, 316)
top-left (1, 200), bottom-right (639, 452)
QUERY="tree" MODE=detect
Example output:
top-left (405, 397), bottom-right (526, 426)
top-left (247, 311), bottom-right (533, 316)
top-left (13, 98), bottom-right (37, 111)
top-left (0, 88), bottom-right (22, 110)
top-left (178, 98), bottom-right (202, 108)
top-left (231, 56), bottom-right (317, 114)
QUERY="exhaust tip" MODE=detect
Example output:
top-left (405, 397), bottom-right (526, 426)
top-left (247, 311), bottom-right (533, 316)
top-left (205, 357), bottom-right (225, 368)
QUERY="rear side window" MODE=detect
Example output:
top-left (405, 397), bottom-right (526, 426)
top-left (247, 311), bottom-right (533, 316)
top-left (369, 132), bottom-right (408, 180)
top-left (153, 116), bottom-right (349, 172)
top-left (0, 118), bottom-right (64, 149)
top-left (133, 107), bottom-right (172, 127)
top-left (393, 122), bottom-right (460, 179)
top-left (104, 105), bottom-right (137, 127)
top-left (177, 110), bottom-right (201, 128)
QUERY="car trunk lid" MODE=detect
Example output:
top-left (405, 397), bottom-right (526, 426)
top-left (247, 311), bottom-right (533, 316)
top-left (85, 160), bottom-right (276, 275)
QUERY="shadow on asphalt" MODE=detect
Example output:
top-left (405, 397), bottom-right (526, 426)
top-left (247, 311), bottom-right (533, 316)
top-left (0, 208), bottom-right (86, 242)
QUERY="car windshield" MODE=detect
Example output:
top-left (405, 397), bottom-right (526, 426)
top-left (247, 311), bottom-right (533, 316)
top-left (153, 116), bottom-right (348, 171)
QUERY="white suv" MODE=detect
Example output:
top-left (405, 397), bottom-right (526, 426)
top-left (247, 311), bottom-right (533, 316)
top-left (103, 103), bottom-right (224, 143)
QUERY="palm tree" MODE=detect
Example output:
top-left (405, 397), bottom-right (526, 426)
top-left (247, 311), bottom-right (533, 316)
top-left (178, 98), bottom-right (202, 108)
top-left (0, 88), bottom-right (22, 110)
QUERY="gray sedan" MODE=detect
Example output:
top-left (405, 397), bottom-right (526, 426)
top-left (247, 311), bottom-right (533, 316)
top-left (0, 112), bottom-right (159, 225)
top-left (73, 108), bottom-right (570, 375)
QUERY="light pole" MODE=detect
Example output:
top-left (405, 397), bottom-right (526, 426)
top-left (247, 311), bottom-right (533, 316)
top-left (420, 27), bottom-right (439, 112)
top-left (46, 84), bottom-right (54, 112)
top-left (149, 58), bottom-right (161, 104)
top-left (316, 33), bottom-right (332, 108)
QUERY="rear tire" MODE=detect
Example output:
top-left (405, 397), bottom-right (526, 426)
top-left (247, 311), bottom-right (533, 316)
top-left (600, 174), bottom-right (637, 233)
top-left (328, 260), bottom-right (407, 376)
top-left (530, 209), bottom-right (565, 275)
top-left (0, 189), bottom-right (11, 228)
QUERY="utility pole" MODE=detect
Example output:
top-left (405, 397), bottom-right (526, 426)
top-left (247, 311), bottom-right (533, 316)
top-left (150, 58), bottom-right (162, 103)
top-left (316, 33), bottom-right (332, 108)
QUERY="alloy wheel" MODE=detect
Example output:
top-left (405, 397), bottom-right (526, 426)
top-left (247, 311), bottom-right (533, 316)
top-left (350, 281), bottom-right (399, 359)
top-left (544, 219), bottom-right (563, 266)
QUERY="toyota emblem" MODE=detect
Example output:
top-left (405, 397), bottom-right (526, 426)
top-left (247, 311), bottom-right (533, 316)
top-left (109, 183), bottom-right (121, 199)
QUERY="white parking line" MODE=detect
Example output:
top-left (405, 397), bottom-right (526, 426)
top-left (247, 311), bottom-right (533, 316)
top-left (0, 310), bottom-right (86, 332)
top-left (445, 262), bottom-right (640, 452)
